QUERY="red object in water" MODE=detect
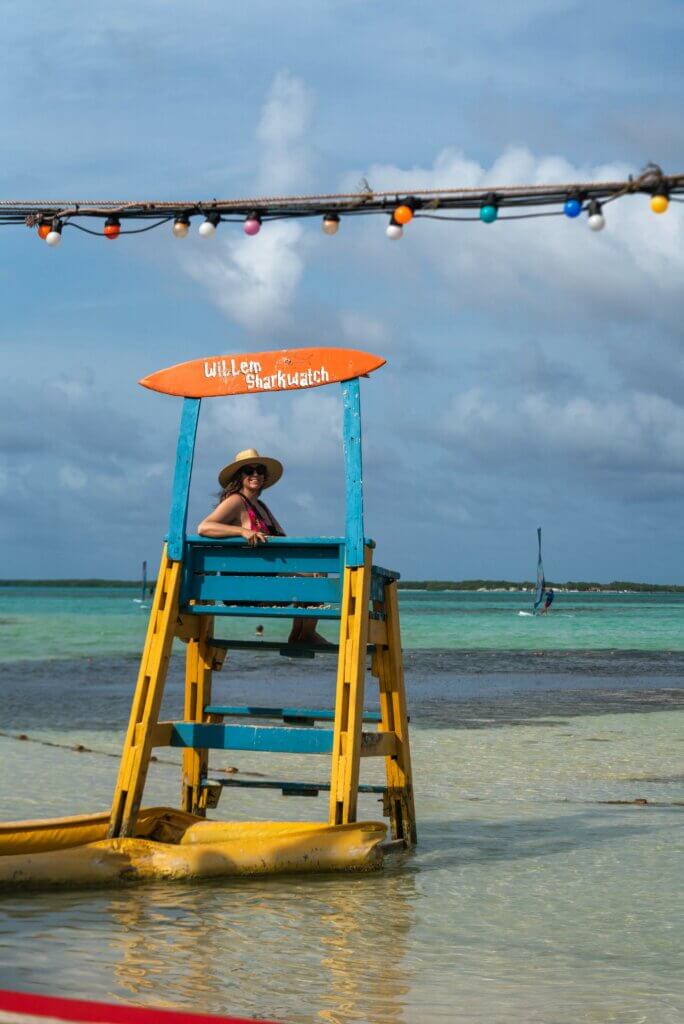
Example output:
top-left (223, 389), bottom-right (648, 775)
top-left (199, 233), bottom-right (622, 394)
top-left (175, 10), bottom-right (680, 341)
top-left (0, 990), bottom-right (279, 1024)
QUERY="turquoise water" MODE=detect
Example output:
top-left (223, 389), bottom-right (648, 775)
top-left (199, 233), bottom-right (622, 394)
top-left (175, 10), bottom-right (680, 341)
top-left (0, 587), bottom-right (682, 1022)
top-left (1, 586), bottom-right (683, 660)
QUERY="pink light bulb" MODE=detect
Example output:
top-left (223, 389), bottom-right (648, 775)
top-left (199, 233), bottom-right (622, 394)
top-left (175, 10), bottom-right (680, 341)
top-left (244, 215), bottom-right (261, 236)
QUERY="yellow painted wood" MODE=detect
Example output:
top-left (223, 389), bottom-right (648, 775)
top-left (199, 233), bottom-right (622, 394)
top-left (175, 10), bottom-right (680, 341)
top-left (181, 614), bottom-right (215, 815)
top-left (359, 731), bottom-right (398, 757)
top-left (328, 547), bottom-right (372, 826)
top-left (367, 617), bottom-right (388, 646)
top-left (108, 546), bottom-right (182, 838)
top-left (375, 580), bottom-right (417, 845)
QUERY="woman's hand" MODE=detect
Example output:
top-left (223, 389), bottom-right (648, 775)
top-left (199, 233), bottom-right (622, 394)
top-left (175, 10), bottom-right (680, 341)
top-left (242, 528), bottom-right (267, 546)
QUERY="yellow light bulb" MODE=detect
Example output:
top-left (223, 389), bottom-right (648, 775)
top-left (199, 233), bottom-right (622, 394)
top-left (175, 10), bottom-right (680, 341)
top-left (650, 194), bottom-right (669, 214)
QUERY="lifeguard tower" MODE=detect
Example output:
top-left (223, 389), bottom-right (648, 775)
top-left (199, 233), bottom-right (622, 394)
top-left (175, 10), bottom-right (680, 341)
top-left (0, 347), bottom-right (415, 887)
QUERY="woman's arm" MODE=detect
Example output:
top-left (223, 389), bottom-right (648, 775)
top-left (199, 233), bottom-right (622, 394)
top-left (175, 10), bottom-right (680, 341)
top-left (197, 495), bottom-right (267, 545)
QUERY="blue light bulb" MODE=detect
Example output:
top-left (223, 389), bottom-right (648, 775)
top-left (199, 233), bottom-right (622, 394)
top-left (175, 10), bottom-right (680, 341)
top-left (564, 197), bottom-right (582, 218)
top-left (480, 204), bottom-right (498, 224)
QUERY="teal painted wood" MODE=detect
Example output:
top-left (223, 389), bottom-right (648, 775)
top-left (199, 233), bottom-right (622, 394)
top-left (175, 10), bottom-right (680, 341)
top-left (203, 704), bottom-right (382, 724)
top-left (202, 778), bottom-right (385, 795)
top-left (372, 564), bottom-right (401, 581)
top-left (181, 605), bottom-right (340, 619)
top-left (188, 544), bottom-right (344, 576)
top-left (186, 573), bottom-right (341, 605)
top-left (341, 379), bottom-right (364, 566)
top-left (168, 722), bottom-right (334, 754)
top-left (167, 398), bottom-right (201, 561)
top-left (186, 535), bottom-right (367, 547)
top-left (206, 638), bottom-right (343, 656)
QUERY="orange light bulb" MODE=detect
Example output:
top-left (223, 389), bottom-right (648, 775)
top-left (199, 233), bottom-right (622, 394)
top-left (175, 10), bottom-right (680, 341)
top-left (394, 204), bottom-right (414, 225)
top-left (37, 223), bottom-right (51, 240)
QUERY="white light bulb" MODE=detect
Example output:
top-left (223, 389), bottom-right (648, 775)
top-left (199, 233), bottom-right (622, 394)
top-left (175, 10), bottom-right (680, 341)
top-left (198, 220), bottom-right (217, 238)
top-left (45, 230), bottom-right (62, 247)
top-left (386, 223), bottom-right (403, 240)
top-left (172, 219), bottom-right (190, 238)
top-left (322, 215), bottom-right (340, 236)
top-left (588, 213), bottom-right (605, 232)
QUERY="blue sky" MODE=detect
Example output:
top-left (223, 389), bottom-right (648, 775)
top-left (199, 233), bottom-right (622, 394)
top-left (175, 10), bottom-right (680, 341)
top-left (1, 0), bottom-right (683, 582)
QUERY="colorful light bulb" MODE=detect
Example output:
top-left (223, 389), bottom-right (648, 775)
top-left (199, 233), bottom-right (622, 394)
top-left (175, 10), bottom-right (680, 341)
top-left (104, 216), bottom-right (121, 240)
top-left (650, 191), bottom-right (669, 214)
top-left (393, 203), bottom-right (414, 225)
top-left (479, 203), bottom-right (498, 224)
top-left (244, 213), bottom-right (262, 236)
top-left (563, 197), bottom-right (582, 218)
top-left (37, 223), bottom-right (51, 240)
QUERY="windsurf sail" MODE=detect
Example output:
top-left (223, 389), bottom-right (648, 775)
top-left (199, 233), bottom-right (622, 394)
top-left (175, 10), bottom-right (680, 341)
top-left (533, 527), bottom-right (545, 613)
top-left (141, 560), bottom-right (147, 602)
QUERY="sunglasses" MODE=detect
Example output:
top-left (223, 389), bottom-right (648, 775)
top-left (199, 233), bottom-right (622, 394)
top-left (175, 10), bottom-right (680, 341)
top-left (242, 464), bottom-right (267, 476)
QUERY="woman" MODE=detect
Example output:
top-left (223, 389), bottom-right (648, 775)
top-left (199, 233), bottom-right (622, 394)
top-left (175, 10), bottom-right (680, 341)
top-left (197, 448), bottom-right (328, 646)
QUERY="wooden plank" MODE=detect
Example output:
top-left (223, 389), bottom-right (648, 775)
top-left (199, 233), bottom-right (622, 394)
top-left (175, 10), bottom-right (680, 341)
top-left (378, 580), bottom-right (417, 845)
top-left (202, 778), bottom-right (385, 795)
top-left (341, 378), bottom-right (364, 567)
top-left (187, 573), bottom-right (341, 605)
top-left (188, 543), bottom-right (344, 575)
top-left (167, 398), bottom-right (201, 561)
top-left (108, 547), bottom-right (182, 838)
top-left (181, 605), bottom-right (341, 619)
top-left (140, 347), bottom-right (386, 398)
top-left (203, 704), bottom-right (382, 724)
top-left (181, 614), bottom-right (214, 815)
top-left (328, 549), bottom-right (372, 825)
top-left (166, 722), bottom-right (335, 754)
top-left (368, 617), bottom-right (388, 646)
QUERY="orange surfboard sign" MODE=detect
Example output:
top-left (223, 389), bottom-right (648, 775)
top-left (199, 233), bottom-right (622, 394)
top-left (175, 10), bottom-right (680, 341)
top-left (140, 347), bottom-right (386, 398)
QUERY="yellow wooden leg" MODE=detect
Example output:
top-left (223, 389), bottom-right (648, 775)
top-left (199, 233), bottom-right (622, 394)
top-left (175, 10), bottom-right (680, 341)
top-left (374, 580), bottom-right (417, 845)
top-left (181, 614), bottom-right (215, 815)
top-left (108, 546), bottom-right (181, 838)
top-left (328, 548), bottom-right (371, 826)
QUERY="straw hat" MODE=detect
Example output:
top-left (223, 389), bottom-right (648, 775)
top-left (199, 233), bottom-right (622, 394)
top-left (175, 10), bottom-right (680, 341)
top-left (218, 448), bottom-right (283, 489)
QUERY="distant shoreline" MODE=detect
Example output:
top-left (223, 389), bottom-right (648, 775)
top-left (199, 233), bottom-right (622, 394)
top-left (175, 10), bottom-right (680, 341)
top-left (1, 578), bottom-right (683, 594)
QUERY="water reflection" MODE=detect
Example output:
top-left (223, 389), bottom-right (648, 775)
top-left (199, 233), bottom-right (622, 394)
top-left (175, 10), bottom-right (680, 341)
top-left (102, 863), bottom-right (416, 1023)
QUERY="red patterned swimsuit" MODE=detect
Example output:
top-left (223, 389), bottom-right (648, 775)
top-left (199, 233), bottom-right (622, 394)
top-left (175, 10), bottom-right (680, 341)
top-left (236, 493), bottom-right (284, 536)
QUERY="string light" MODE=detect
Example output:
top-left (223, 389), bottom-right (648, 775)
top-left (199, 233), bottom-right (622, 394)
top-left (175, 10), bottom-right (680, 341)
top-left (563, 195), bottom-right (583, 218)
top-left (650, 187), bottom-right (669, 214)
top-left (243, 212), bottom-right (262, 236)
top-left (393, 201), bottom-right (414, 226)
top-left (199, 212), bottom-right (221, 238)
top-left (8, 165), bottom-right (682, 248)
top-left (479, 194), bottom-right (498, 224)
top-left (386, 215), bottom-right (403, 240)
top-left (587, 199), bottom-right (605, 232)
top-left (104, 216), bottom-right (121, 240)
top-left (172, 214), bottom-right (190, 238)
top-left (45, 219), bottom-right (63, 246)
top-left (322, 213), bottom-right (340, 235)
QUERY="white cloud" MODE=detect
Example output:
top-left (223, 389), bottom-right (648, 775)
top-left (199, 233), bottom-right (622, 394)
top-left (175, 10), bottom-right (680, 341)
top-left (182, 221), bottom-right (305, 332)
top-left (179, 70), bottom-right (315, 330)
top-left (345, 146), bottom-right (684, 326)
top-left (255, 70), bottom-right (316, 194)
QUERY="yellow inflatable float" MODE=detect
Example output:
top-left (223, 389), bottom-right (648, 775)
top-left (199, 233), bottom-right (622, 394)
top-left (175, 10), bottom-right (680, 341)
top-left (0, 809), bottom-right (386, 889)
top-left (2, 348), bottom-right (416, 889)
